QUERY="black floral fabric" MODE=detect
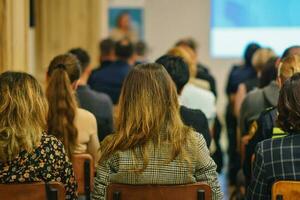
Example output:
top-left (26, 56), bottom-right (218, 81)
top-left (0, 134), bottom-right (78, 199)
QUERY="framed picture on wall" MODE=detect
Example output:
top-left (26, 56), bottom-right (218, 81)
top-left (108, 0), bottom-right (144, 42)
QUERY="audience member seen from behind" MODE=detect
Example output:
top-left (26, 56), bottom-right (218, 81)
top-left (234, 48), bottom-right (276, 117)
top-left (246, 72), bottom-right (300, 200)
top-left (0, 72), bottom-right (77, 199)
top-left (175, 38), bottom-right (217, 96)
top-left (226, 42), bottom-right (261, 185)
top-left (167, 47), bottom-right (216, 125)
top-left (46, 54), bottom-right (100, 164)
top-left (244, 54), bottom-right (300, 187)
top-left (98, 38), bottom-right (116, 69)
top-left (92, 63), bottom-right (222, 200)
top-left (156, 55), bottom-right (211, 147)
top-left (88, 39), bottom-right (134, 104)
top-left (239, 56), bottom-right (279, 137)
top-left (134, 40), bottom-right (148, 64)
top-left (69, 48), bottom-right (114, 141)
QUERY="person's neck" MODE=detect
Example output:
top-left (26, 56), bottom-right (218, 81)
top-left (77, 75), bottom-right (88, 86)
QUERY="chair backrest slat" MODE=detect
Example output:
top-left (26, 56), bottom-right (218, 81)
top-left (0, 181), bottom-right (65, 200)
top-left (272, 181), bottom-right (300, 200)
top-left (72, 153), bottom-right (94, 198)
top-left (107, 183), bottom-right (212, 200)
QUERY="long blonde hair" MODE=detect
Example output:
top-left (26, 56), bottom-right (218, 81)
top-left (0, 72), bottom-right (48, 162)
top-left (46, 54), bottom-right (81, 157)
top-left (100, 63), bottom-right (193, 171)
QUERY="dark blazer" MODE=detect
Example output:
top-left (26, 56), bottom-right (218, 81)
top-left (76, 85), bottom-right (113, 141)
top-left (180, 106), bottom-right (211, 147)
top-left (88, 60), bottom-right (131, 104)
top-left (246, 133), bottom-right (300, 200)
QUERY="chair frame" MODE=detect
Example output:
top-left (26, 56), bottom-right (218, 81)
top-left (107, 182), bottom-right (212, 200)
top-left (0, 181), bottom-right (65, 200)
top-left (72, 153), bottom-right (94, 200)
top-left (272, 181), bottom-right (300, 200)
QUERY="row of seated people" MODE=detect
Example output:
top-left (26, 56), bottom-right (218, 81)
top-left (88, 38), bottom-right (223, 172)
top-left (0, 40), bottom-right (223, 199)
top-left (227, 44), bottom-right (300, 199)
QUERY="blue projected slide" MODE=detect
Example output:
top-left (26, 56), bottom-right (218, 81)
top-left (211, 0), bottom-right (300, 58)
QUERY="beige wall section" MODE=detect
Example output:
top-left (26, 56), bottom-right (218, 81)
top-left (34, 0), bottom-right (100, 82)
top-left (0, 0), bottom-right (29, 73)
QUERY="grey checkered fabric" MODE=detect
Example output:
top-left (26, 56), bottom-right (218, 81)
top-left (92, 132), bottom-right (223, 200)
top-left (246, 133), bottom-right (300, 200)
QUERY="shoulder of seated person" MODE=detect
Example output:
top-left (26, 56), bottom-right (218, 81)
top-left (100, 133), bottom-right (116, 147)
top-left (260, 106), bottom-right (277, 116)
top-left (77, 108), bottom-right (96, 121)
top-left (180, 106), bottom-right (206, 117)
top-left (41, 134), bottom-right (64, 148)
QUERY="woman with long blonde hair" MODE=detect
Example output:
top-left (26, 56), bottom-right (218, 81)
top-left (92, 63), bottom-right (222, 200)
top-left (46, 54), bottom-right (100, 163)
top-left (0, 72), bottom-right (77, 199)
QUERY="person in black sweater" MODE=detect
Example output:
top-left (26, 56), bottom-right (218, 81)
top-left (156, 55), bottom-right (211, 147)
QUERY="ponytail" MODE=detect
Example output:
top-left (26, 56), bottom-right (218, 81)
top-left (46, 54), bottom-right (81, 157)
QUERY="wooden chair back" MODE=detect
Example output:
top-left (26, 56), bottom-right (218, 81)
top-left (72, 153), bottom-right (94, 199)
top-left (272, 181), bottom-right (300, 200)
top-left (107, 183), bottom-right (212, 200)
top-left (0, 181), bottom-right (65, 200)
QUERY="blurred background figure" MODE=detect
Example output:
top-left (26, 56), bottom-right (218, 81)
top-left (88, 39), bottom-right (135, 104)
top-left (134, 40), bottom-right (149, 64)
top-left (97, 38), bottom-right (116, 70)
top-left (110, 11), bottom-right (139, 42)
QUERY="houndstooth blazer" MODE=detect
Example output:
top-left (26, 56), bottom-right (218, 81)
top-left (92, 132), bottom-right (223, 200)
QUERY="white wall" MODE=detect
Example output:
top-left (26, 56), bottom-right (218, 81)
top-left (144, 0), bottom-right (240, 115)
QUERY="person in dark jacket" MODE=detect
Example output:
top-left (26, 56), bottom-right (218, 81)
top-left (226, 42), bottom-right (261, 184)
top-left (243, 51), bottom-right (300, 188)
top-left (69, 48), bottom-right (114, 141)
top-left (239, 57), bottom-right (279, 136)
top-left (156, 55), bottom-right (211, 147)
top-left (88, 39), bottom-right (134, 104)
top-left (246, 72), bottom-right (300, 200)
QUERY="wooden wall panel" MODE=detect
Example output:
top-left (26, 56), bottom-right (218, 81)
top-left (35, 0), bottom-right (100, 82)
top-left (0, 0), bottom-right (29, 73)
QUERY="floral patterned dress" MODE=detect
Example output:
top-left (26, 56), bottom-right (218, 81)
top-left (0, 134), bottom-right (78, 199)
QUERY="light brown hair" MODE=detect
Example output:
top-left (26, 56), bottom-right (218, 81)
top-left (99, 63), bottom-right (194, 171)
top-left (167, 46), bottom-right (197, 78)
top-left (46, 54), bottom-right (81, 157)
top-left (252, 48), bottom-right (276, 72)
top-left (0, 72), bottom-right (48, 162)
top-left (278, 54), bottom-right (300, 83)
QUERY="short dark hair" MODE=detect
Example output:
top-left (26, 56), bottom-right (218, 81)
top-left (115, 39), bottom-right (134, 60)
top-left (68, 48), bottom-right (90, 72)
top-left (244, 43), bottom-right (261, 67)
top-left (281, 45), bottom-right (300, 59)
top-left (278, 73), bottom-right (300, 132)
top-left (155, 55), bottom-right (189, 94)
top-left (135, 41), bottom-right (148, 56)
top-left (99, 38), bottom-right (115, 56)
top-left (259, 56), bottom-right (278, 88)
